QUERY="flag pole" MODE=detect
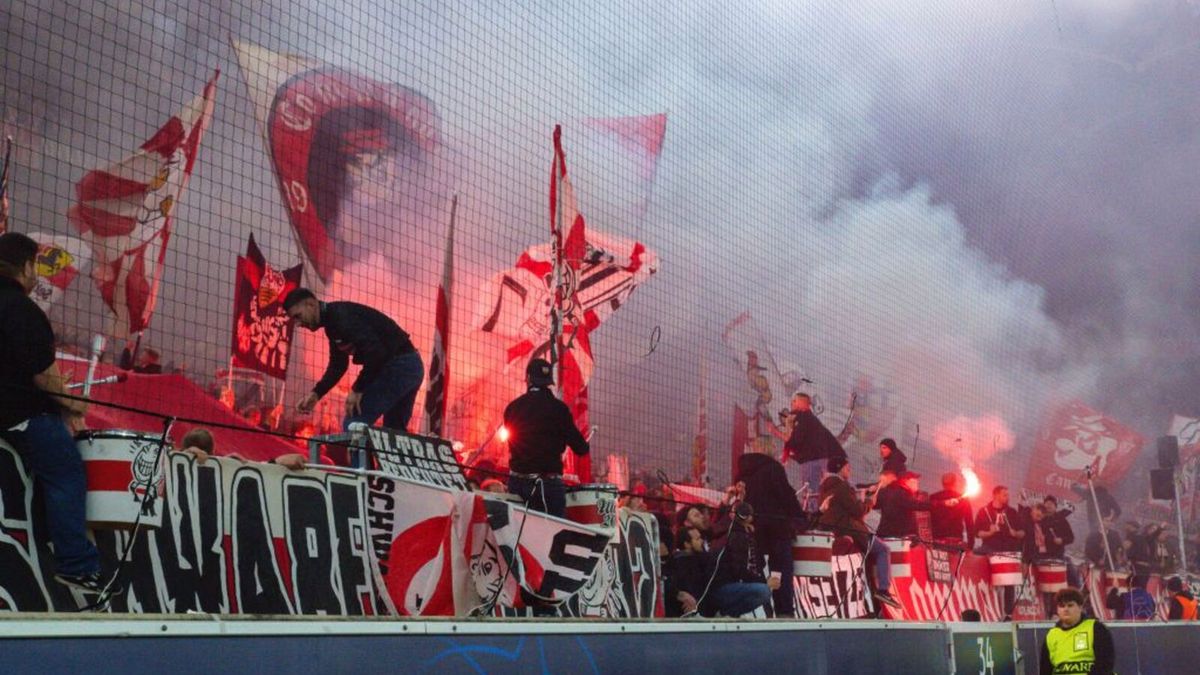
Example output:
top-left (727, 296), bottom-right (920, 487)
top-left (0, 135), bottom-right (14, 233)
top-left (549, 126), bottom-right (565, 395)
top-left (423, 192), bottom-right (457, 437)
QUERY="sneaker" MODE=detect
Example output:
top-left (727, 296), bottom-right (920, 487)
top-left (873, 590), bottom-right (903, 610)
top-left (54, 571), bottom-right (107, 595)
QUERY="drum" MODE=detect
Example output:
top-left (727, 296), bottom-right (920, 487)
top-left (988, 554), bottom-right (1023, 586)
top-left (1103, 570), bottom-right (1131, 592)
top-left (564, 483), bottom-right (618, 529)
top-left (76, 430), bottom-right (165, 529)
top-left (883, 538), bottom-right (912, 578)
top-left (1033, 560), bottom-right (1069, 593)
top-left (792, 532), bottom-right (834, 578)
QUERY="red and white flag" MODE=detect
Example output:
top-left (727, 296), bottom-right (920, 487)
top-left (69, 71), bottom-right (219, 336)
top-left (1025, 401), bottom-right (1145, 501)
top-left (424, 196), bottom-right (457, 437)
top-left (232, 40), bottom-right (440, 282)
top-left (27, 231), bottom-right (91, 313)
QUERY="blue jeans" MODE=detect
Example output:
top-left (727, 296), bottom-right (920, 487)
top-left (507, 475), bottom-right (567, 518)
top-left (343, 352), bottom-right (424, 432)
top-left (796, 458), bottom-right (824, 496)
top-left (6, 414), bottom-right (100, 577)
top-left (712, 582), bottom-right (772, 617)
top-left (867, 537), bottom-right (892, 592)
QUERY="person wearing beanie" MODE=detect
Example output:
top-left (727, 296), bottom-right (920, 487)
top-left (878, 438), bottom-right (908, 474)
top-left (501, 358), bottom-right (589, 517)
top-left (0, 232), bottom-right (108, 595)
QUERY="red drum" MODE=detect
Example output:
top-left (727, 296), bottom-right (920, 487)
top-left (792, 532), bottom-right (834, 577)
top-left (76, 430), bottom-right (165, 529)
top-left (1033, 560), bottom-right (1069, 593)
top-left (883, 538), bottom-right (912, 578)
top-left (1103, 570), bottom-right (1131, 592)
top-left (988, 554), bottom-right (1023, 586)
top-left (564, 483), bottom-right (618, 529)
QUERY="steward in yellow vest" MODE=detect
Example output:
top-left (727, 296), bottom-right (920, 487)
top-left (1039, 587), bottom-right (1115, 675)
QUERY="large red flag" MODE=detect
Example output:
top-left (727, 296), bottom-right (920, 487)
top-left (231, 234), bottom-right (303, 379)
top-left (70, 71), bottom-right (218, 336)
top-left (232, 40), bottom-right (441, 283)
top-left (1025, 401), bottom-right (1145, 502)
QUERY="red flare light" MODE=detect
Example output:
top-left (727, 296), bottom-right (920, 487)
top-left (497, 425), bottom-right (510, 443)
top-left (961, 466), bottom-right (982, 498)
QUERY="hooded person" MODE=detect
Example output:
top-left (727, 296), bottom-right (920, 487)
top-left (734, 452), bottom-right (803, 617)
top-left (878, 438), bottom-right (908, 474)
top-left (1167, 576), bottom-right (1198, 621)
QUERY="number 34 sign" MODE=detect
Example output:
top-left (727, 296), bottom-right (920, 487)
top-left (952, 628), bottom-right (1016, 675)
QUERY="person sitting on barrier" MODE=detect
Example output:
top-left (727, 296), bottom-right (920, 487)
top-left (665, 525), bottom-right (711, 617)
top-left (818, 456), bottom-right (901, 610)
top-left (1166, 576), bottom-right (1198, 621)
top-left (1040, 587), bottom-right (1115, 675)
top-left (735, 452), bottom-right (803, 617)
top-left (975, 486), bottom-right (1025, 554)
top-left (285, 288), bottom-right (424, 432)
top-left (930, 472), bottom-right (975, 549)
top-left (0, 232), bottom-right (105, 595)
top-left (707, 502), bottom-right (775, 617)
top-left (878, 438), bottom-right (907, 475)
top-left (875, 469), bottom-right (929, 539)
top-left (501, 358), bottom-right (589, 518)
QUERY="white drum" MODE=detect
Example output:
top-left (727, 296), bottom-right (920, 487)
top-left (1033, 560), bottom-right (1068, 593)
top-left (76, 430), bottom-right (165, 529)
top-left (564, 483), bottom-right (618, 529)
top-left (883, 537), bottom-right (912, 578)
top-left (1103, 570), bottom-right (1131, 592)
top-left (792, 532), bottom-right (834, 578)
top-left (988, 554), bottom-right (1023, 587)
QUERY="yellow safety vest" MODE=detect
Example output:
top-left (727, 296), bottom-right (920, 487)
top-left (1045, 618), bottom-right (1098, 674)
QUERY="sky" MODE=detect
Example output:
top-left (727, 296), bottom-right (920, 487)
top-left (1, 0), bottom-right (1197, 496)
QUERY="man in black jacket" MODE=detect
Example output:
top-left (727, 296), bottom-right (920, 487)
top-left (930, 472), bottom-right (974, 548)
top-left (875, 470), bottom-right (929, 538)
top-left (285, 288), bottom-right (423, 431)
top-left (0, 233), bottom-right (105, 594)
top-left (665, 526), bottom-right (712, 616)
top-left (774, 392), bottom-right (847, 497)
top-left (735, 452), bottom-right (803, 617)
top-left (502, 358), bottom-right (589, 517)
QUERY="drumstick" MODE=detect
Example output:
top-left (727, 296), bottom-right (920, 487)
top-left (82, 334), bottom-right (107, 399)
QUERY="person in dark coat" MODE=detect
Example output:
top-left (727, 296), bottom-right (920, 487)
top-left (706, 502), bottom-right (775, 617)
top-left (930, 472), bottom-right (974, 548)
top-left (875, 470), bottom-right (929, 538)
top-left (735, 452), bottom-right (803, 617)
top-left (878, 438), bottom-right (907, 474)
top-left (773, 392), bottom-right (847, 497)
top-left (818, 456), bottom-right (901, 609)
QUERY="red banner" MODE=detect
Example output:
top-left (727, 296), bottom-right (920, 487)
top-left (231, 234), bottom-right (302, 379)
top-left (1025, 401), bottom-right (1146, 502)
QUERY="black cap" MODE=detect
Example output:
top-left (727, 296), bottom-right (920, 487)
top-left (827, 456), bottom-right (848, 474)
top-left (526, 358), bottom-right (554, 386)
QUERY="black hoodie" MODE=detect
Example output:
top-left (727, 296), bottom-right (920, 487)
top-left (735, 453), bottom-right (803, 548)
